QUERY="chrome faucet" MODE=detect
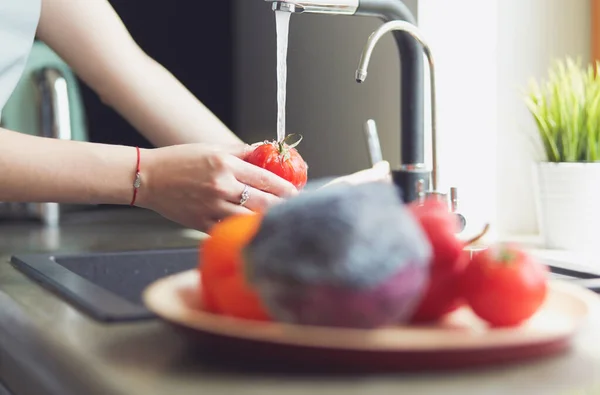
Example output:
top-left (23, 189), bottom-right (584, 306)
top-left (264, 0), bottom-right (426, 202)
top-left (357, 20), bottom-right (465, 229)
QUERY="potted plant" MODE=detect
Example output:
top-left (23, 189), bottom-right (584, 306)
top-left (525, 57), bottom-right (600, 253)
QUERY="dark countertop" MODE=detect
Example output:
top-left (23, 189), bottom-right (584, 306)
top-left (1, 207), bottom-right (600, 395)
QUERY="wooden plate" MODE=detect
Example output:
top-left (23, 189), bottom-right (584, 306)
top-left (142, 269), bottom-right (597, 373)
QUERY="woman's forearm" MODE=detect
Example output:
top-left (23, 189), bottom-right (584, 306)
top-left (97, 54), bottom-right (243, 148)
top-left (36, 0), bottom-right (244, 148)
top-left (0, 129), bottom-right (136, 204)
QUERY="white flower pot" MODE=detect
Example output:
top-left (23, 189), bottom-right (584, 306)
top-left (533, 162), bottom-right (600, 253)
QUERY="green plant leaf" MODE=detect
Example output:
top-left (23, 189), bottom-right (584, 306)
top-left (523, 57), bottom-right (600, 162)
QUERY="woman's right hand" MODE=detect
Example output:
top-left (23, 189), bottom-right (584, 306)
top-left (135, 143), bottom-right (298, 231)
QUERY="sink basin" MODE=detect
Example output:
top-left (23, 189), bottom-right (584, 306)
top-left (10, 248), bottom-right (198, 323)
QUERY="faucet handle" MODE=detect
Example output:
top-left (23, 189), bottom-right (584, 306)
top-left (363, 119), bottom-right (383, 166)
top-left (450, 187), bottom-right (458, 212)
top-left (449, 187), bottom-right (466, 232)
top-left (416, 184), bottom-right (466, 233)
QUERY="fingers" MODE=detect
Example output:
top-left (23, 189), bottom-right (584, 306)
top-left (196, 202), bottom-right (254, 233)
top-left (203, 200), bottom-right (257, 234)
top-left (192, 203), bottom-right (254, 233)
top-left (201, 144), bottom-right (297, 197)
top-left (202, 220), bottom-right (219, 233)
top-left (204, 143), bottom-right (256, 161)
top-left (221, 181), bottom-right (281, 213)
top-left (202, 154), bottom-right (283, 212)
top-left (214, 200), bottom-right (255, 217)
top-left (185, 145), bottom-right (298, 230)
top-left (226, 156), bottom-right (298, 198)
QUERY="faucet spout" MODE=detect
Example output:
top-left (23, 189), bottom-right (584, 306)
top-left (355, 20), bottom-right (439, 193)
top-left (267, 0), bottom-right (359, 15)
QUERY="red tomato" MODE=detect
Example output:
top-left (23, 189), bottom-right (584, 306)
top-left (408, 198), bottom-right (467, 323)
top-left (246, 134), bottom-right (308, 190)
top-left (461, 244), bottom-right (548, 327)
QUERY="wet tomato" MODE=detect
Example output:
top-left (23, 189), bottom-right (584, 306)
top-left (199, 213), bottom-right (271, 321)
top-left (461, 244), bottom-right (548, 327)
top-left (246, 134), bottom-right (308, 190)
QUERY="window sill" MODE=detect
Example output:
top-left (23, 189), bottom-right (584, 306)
top-left (498, 234), bottom-right (600, 275)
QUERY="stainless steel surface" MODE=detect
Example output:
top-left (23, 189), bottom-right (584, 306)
top-left (363, 119), bottom-right (383, 166)
top-left (0, 209), bottom-right (600, 394)
top-left (272, 2), bottom-right (299, 12)
top-left (449, 187), bottom-right (466, 232)
top-left (450, 187), bottom-right (459, 213)
top-left (38, 67), bottom-right (72, 141)
top-left (266, 0), bottom-right (359, 15)
top-left (39, 202), bottom-right (60, 228)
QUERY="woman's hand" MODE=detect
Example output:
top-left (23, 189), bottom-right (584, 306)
top-left (136, 143), bottom-right (298, 231)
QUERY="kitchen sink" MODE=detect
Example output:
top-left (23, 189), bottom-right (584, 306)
top-left (10, 248), bottom-right (198, 323)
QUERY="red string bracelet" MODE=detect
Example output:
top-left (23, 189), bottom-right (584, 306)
top-left (130, 146), bottom-right (141, 206)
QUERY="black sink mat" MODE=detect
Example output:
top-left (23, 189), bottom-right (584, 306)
top-left (10, 248), bottom-right (198, 323)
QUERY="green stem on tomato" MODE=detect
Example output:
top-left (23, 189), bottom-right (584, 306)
top-left (279, 133), bottom-right (303, 149)
top-left (276, 134), bottom-right (303, 163)
top-left (496, 246), bottom-right (518, 263)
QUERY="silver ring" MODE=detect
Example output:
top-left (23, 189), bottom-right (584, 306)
top-left (239, 184), bottom-right (250, 206)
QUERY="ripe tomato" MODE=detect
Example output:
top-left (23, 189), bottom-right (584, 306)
top-left (199, 213), bottom-right (271, 321)
top-left (246, 134), bottom-right (308, 190)
top-left (461, 244), bottom-right (548, 327)
top-left (407, 198), bottom-right (467, 323)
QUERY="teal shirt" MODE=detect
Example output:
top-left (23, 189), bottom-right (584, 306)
top-left (0, 0), bottom-right (41, 117)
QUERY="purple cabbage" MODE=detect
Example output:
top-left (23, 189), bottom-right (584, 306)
top-left (243, 181), bottom-right (432, 329)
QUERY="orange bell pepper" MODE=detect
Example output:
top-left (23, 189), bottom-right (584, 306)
top-left (199, 213), bottom-right (271, 321)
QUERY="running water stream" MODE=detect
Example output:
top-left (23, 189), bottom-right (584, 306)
top-left (275, 10), bottom-right (291, 143)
